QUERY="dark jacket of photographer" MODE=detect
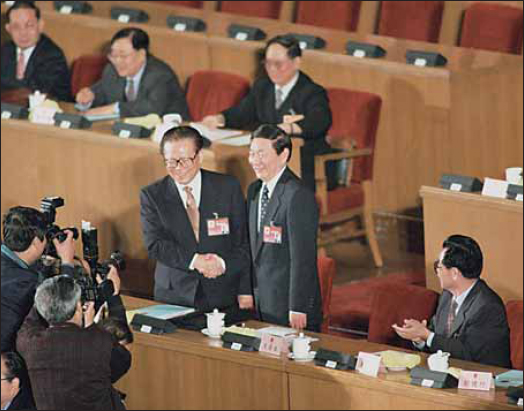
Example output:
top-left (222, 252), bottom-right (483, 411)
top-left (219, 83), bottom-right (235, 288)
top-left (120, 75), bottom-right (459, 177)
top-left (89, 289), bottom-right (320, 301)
top-left (16, 295), bottom-right (131, 410)
top-left (0, 245), bottom-right (74, 352)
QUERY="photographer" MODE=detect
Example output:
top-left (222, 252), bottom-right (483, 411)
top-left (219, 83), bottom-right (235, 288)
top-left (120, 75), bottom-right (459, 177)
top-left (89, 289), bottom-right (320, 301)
top-left (16, 267), bottom-right (131, 410)
top-left (1, 206), bottom-right (76, 352)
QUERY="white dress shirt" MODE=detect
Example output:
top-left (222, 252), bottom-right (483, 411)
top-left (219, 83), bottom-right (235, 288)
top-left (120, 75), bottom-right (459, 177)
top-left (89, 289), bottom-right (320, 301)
top-left (274, 72), bottom-right (299, 110)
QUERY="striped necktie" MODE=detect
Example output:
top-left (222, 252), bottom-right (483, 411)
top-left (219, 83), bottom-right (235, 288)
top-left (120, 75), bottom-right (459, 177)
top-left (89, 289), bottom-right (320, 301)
top-left (126, 78), bottom-right (136, 101)
top-left (16, 50), bottom-right (26, 80)
top-left (446, 298), bottom-right (458, 336)
top-left (184, 186), bottom-right (199, 242)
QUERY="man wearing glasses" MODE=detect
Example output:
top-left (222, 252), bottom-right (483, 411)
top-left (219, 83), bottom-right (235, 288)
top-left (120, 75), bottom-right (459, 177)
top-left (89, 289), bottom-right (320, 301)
top-left (140, 126), bottom-right (253, 313)
top-left (1, 351), bottom-right (34, 410)
top-left (202, 34), bottom-right (333, 191)
top-left (75, 27), bottom-right (189, 119)
top-left (1, 1), bottom-right (71, 103)
top-left (393, 234), bottom-right (511, 368)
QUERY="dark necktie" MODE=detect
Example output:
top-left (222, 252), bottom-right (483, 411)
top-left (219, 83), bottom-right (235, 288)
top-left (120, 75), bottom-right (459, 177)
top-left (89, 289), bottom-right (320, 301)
top-left (259, 185), bottom-right (270, 232)
top-left (126, 78), bottom-right (136, 102)
top-left (446, 298), bottom-right (458, 336)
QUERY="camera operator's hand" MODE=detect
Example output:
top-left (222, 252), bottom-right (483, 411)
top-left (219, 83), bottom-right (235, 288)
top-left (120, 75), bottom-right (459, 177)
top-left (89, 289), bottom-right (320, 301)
top-left (97, 265), bottom-right (121, 296)
top-left (53, 230), bottom-right (76, 265)
top-left (83, 301), bottom-right (95, 328)
top-left (194, 254), bottom-right (225, 279)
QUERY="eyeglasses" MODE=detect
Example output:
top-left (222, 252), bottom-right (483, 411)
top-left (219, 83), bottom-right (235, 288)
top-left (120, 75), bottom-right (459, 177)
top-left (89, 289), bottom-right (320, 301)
top-left (107, 51), bottom-right (136, 62)
top-left (434, 260), bottom-right (445, 274)
top-left (164, 152), bottom-right (199, 168)
top-left (1, 377), bottom-right (13, 382)
top-left (263, 59), bottom-right (292, 71)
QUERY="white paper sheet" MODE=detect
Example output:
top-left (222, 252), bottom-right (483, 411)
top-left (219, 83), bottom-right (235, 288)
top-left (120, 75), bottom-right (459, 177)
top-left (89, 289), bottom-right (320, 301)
top-left (190, 122), bottom-right (243, 141)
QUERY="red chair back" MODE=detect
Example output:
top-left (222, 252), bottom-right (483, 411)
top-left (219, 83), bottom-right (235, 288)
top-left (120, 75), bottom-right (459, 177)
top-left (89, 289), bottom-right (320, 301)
top-left (368, 284), bottom-right (439, 349)
top-left (295, 1), bottom-right (361, 32)
top-left (186, 70), bottom-right (250, 122)
top-left (378, 1), bottom-right (444, 43)
top-left (317, 255), bottom-right (336, 333)
top-left (326, 88), bottom-right (382, 184)
top-left (460, 3), bottom-right (523, 55)
top-left (70, 54), bottom-right (108, 97)
top-left (152, 1), bottom-right (203, 8)
top-left (219, 1), bottom-right (282, 19)
top-left (506, 300), bottom-right (523, 370)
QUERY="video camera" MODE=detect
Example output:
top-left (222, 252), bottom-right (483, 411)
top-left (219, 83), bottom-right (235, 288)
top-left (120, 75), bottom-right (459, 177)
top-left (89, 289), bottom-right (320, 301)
top-left (40, 196), bottom-right (79, 258)
top-left (80, 221), bottom-right (126, 306)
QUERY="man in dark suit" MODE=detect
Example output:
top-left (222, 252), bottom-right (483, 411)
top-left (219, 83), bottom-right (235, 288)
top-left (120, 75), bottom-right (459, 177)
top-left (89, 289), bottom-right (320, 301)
top-left (202, 35), bottom-right (333, 191)
top-left (1, 1), bottom-right (71, 103)
top-left (75, 27), bottom-right (189, 119)
top-left (393, 235), bottom-right (511, 368)
top-left (247, 124), bottom-right (322, 331)
top-left (140, 126), bottom-right (253, 312)
top-left (1, 352), bottom-right (35, 410)
top-left (1, 206), bottom-right (76, 353)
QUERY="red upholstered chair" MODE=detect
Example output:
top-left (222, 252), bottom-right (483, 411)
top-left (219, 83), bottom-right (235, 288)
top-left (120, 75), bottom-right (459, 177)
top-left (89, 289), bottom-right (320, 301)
top-left (329, 271), bottom-right (426, 336)
top-left (219, 1), bottom-right (282, 19)
top-left (295, 1), bottom-right (361, 32)
top-left (460, 3), bottom-right (523, 55)
top-left (368, 284), bottom-right (439, 349)
top-left (315, 88), bottom-right (383, 268)
top-left (185, 70), bottom-right (250, 122)
top-left (317, 255), bottom-right (336, 334)
top-left (70, 54), bottom-right (108, 98)
top-left (377, 1), bottom-right (444, 43)
top-left (506, 300), bottom-right (523, 370)
top-left (152, 1), bottom-right (203, 8)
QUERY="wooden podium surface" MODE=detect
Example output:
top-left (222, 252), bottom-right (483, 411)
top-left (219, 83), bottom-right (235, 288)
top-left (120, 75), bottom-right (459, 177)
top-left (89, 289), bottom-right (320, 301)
top-left (421, 186), bottom-right (523, 302)
top-left (116, 296), bottom-right (518, 410)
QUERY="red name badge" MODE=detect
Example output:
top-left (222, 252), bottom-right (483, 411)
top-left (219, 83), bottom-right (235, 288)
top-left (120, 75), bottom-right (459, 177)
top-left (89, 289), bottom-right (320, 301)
top-left (263, 225), bottom-right (282, 244)
top-left (207, 218), bottom-right (230, 237)
top-left (458, 371), bottom-right (493, 391)
top-left (259, 334), bottom-right (288, 356)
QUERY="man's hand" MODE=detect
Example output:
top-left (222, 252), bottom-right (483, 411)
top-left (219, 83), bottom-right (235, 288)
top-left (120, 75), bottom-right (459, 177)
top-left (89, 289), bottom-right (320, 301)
top-left (53, 230), bottom-right (76, 265)
top-left (392, 319), bottom-right (430, 342)
top-left (85, 104), bottom-right (116, 116)
top-left (289, 312), bottom-right (307, 330)
top-left (75, 87), bottom-right (95, 105)
top-left (238, 295), bottom-right (254, 310)
top-left (83, 301), bottom-right (95, 328)
top-left (201, 114), bottom-right (225, 129)
top-left (193, 254), bottom-right (225, 279)
top-left (96, 265), bottom-right (121, 296)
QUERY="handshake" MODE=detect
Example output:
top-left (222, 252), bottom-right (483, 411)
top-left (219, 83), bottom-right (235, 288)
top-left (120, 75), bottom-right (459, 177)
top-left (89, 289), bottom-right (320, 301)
top-left (193, 254), bottom-right (225, 279)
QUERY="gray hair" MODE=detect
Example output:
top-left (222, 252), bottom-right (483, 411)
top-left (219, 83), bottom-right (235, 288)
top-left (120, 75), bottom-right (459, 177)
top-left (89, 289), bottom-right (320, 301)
top-left (35, 275), bottom-right (81, 324)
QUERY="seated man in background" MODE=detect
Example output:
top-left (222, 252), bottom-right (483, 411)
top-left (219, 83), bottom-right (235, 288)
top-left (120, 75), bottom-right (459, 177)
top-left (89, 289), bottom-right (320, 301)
top-left (202, 35), bottom-right (334, 191)
top-left (1, 1), bottom-right (71, 103)
top-left (76, 27), bottom-right (189, 119)
top-left (393, 234), bottom-right (511, 368)
top-left (140, 126), bottom-right (253, 313)
top-left (1, 351), bottom-right (35, 410)
top-left (17, 271), bottom-right (131, 410)
top-left (1, 206), bottom-right (76, 352)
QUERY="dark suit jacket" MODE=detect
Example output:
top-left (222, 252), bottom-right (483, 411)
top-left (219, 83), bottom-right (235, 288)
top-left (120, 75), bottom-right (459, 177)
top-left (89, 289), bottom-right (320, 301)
top-left (16, 296), bottom-right (131, 410)
top-left (6, 386), bottom-right (36, 410)
top-left (1, 34), bottom-right (72, 102)
top-left (427, 279), bottom-right (511, 368)
top-left (247, 168), bottom-right (322, 329)
top-left (140, 170), bottom-right (251, 311)
top-left (90, 54), bottom-right (190, 119)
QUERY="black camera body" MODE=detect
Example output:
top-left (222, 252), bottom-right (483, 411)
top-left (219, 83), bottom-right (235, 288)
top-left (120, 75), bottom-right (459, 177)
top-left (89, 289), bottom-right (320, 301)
top-left (40, 196), bottom-right (79, 257)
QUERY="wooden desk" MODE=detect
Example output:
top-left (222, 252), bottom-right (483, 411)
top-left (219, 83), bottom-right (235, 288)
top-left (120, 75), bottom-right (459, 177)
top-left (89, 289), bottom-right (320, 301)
top-left (0, 117), bottom-right (302, 296)
top-left (116, 295), bottom-right (518, 410)
top-left (420, 186), bottom-right (523, 302)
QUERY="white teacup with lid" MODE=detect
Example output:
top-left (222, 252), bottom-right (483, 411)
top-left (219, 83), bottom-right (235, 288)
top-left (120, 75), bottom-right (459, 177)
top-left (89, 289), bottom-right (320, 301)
top-left (206, 308), bottom-right (225, 337)
top-left (292, 333), bottom-right (311, 359)
top-left (428, 350), bottom-right (450, 372)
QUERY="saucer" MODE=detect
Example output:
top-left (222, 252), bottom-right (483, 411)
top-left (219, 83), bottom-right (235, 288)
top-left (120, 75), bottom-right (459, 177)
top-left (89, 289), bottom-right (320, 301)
top-left (288, 351), bottom-right (316, 362)
top-left (387, 366), bottom-right (407, 372)
top-left (201, 328), bottom-right (223, 339)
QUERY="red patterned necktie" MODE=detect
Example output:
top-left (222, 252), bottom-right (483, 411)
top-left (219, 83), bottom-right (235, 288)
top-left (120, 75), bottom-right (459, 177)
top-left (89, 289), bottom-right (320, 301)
top-left (16, 50), bottom-right (25, 80)
top-left (446, 298), bottom-right (458, 336)
top-left (184, 186), bottom-right (199, 242)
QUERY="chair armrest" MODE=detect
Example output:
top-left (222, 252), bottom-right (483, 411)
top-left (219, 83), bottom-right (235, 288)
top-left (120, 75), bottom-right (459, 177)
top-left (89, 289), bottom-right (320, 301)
top-left (315, 148), bottom-right (373, 166)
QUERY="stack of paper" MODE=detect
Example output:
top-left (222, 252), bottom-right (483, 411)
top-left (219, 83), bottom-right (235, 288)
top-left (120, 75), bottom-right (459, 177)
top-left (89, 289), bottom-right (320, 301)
top-left (126, 304), bottom-right (195, 323)
top-left (190, 122), bottom-right (243, 141)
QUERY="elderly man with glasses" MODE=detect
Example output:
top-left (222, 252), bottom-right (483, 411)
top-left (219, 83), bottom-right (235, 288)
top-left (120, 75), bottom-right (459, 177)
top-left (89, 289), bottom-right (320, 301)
top-left (393, 234), bottom-right (511, 368)
top-left (75, 27), bottom-right (189, 119)
top-left (140, 126), bottom-right (253, 314)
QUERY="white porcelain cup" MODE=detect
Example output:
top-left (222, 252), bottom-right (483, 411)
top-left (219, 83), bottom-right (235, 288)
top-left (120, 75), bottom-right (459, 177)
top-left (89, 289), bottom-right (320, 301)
top-left (206, 309), bottom-right (225, 336)
top-left (505, 167), bottom-right (523, 185)
top-left (162, 113), bottom-right (182, 125)
top-left (292, 334), bottom-right (311, 359)
top-left (428, 350), bottom-right (450, 372)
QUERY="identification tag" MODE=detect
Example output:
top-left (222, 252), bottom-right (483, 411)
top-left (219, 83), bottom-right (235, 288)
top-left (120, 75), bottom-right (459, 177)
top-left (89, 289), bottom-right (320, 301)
top-left (356, 352), bottom-right (382, 378)
top-left (207, 216), bottom-right (230, 237)
top-left (458, 371), bottom-right (493, 391)
top-left (259, 334), bottom-right (286, 356)
top-left (263, 224), bottom-right (282, 244)
top-left (231, 343), bottom-right (242, 351)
